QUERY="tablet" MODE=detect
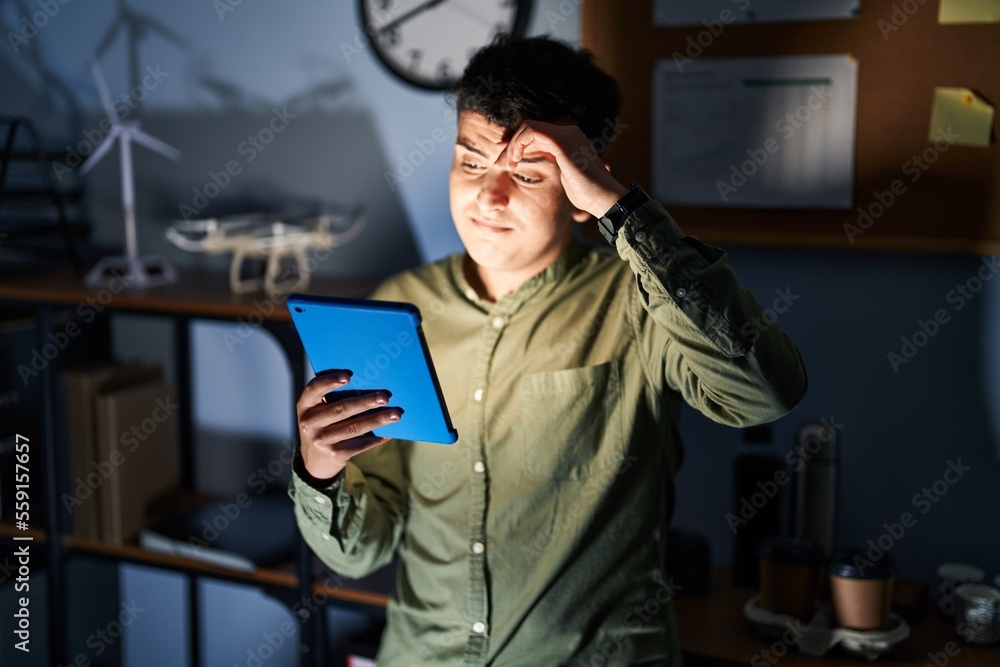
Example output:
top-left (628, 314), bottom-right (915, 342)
top-left (286, 293), bottom-right (458, 445)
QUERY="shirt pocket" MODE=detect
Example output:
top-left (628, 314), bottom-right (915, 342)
top-left (518, 360), bottom-right (624, 481)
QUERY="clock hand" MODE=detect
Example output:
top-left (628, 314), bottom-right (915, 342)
top-left (378, 0), bottom-right (449, 36)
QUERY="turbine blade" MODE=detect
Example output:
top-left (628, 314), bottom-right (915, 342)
top-left (89, 56), bottom-right (118, 122)
top-left (143, 14), bottom-right (192, 48)
top-left (128, 128), bottom-right (181, 161)
top-left (78, 127), bottom-right (120, 176)
top-left (94, 20), bottom-right (120, 58)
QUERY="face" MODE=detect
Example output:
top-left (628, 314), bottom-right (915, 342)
top-left (449, 111), bottom-right (589, 292)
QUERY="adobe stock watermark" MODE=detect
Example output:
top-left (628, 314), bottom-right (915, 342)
top-left (877, 0), bottom-right (930, 40)
top-left (15, 272), bottom-right (137, 386)
top-left (740, 287), bottom-right (799, 344)
top-left (727, 417), bottom-right (843, 534)
top-left (541, 0), bottom-right (584, 31)
top-left (233, 571), bottom-right (349, 667)
top-left (188, 443), bottom-right (297, 550)
top-left (750, 619), bottom-right (808, 667)
top-left (235, 623), bottom-right (297, 667)
top-left (569, 117), bottom-right (629, 173)
top-left (844, 126), bottom-right (960, 244)
top-left (6, 0), bottom-right (75, 55)
top-left (716, 84), bottom-right (833, 202)
top-left (384, 105), bottom-right (627, 192)
top-left (672, 0), bottom-right (751, 72)
top-left (213, 0), bottom-right (251, 21)
top-left (921, 640), bottom-right (962, 667)
top-left (0, 389), bottom-right (19, 409)
top-left (53, 64), bottom-right (171, 182)
top-left (887, 255), bottom-right (998, 373)
top-left (45, 600), bottom-right (145, 665)
top-left (388, 455), bottom-right (464, 522)
top-left (384, 126), bottom-right (452, 192)
top-left (524, 451), bottom-right (638, 557)
top-left (339, 0), bottom-right (402, 64)
top-left (583, 574), bottom-right (683, 667)
top-left (849, 459), bottom-right (970, 574)
top-left (61, 394), bottom-right (179, 515)
top-left (178, 106), bottom-right (297, 220)
top-left (555, 295), bottom-right (617, 357)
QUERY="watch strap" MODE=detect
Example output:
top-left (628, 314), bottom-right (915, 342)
top-left (598, 184), bottom-right (651, 245)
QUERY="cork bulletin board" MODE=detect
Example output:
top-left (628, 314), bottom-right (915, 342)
top-left (579, 0), bottom-right (1000, 254)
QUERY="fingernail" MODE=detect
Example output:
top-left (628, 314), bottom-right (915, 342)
top-left (389, 410), bottom-right (402, 421)
top-left (376, 393), bottom-right (387, 405)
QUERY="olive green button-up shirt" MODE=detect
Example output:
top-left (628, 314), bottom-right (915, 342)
top-left (289, 200), bottom-right (807, 666)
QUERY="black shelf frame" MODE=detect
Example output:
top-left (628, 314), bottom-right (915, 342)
top-left (0, 116), bottom-right (86, 271)
top-left (0, 292), bottom-right (377, 667)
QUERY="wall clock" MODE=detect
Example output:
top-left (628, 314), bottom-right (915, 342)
top-left (359, 0), bottom-right (533, 91)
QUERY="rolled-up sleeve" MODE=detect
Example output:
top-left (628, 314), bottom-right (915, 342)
top-left (616, 199), bottom-right (808, 426)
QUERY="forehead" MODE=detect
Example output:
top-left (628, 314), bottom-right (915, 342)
top-left (455, 111), bottom-right (511, 150)
top-left (454, 111), bottom-right (555, 165)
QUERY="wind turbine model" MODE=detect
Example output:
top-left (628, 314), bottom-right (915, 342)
top-left (80, 56), bottom-right (181, 288)
top-left (96, 0), bottom-right (189, 95)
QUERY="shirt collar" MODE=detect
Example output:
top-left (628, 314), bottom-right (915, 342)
top-left (451, 235), bottom-right (585, 314)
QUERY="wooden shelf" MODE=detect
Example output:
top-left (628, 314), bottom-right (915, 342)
top-left (0, 269), bottom-right (387, 664)
top-left (676, 568), bottom-right (999, 666)
top-left (0, 521), bottom-right (46, 541)
top-left (0, 269), bottom-right (379, 321)
top-left (0, 521), bottom-right (390, 609)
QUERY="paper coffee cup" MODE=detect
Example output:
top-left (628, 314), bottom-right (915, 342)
top-left (758, 537), bottom-right (824, 621)
top-left (829, 548), bottom-right (895, 631)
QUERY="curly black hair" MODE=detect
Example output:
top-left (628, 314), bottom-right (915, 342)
top-left (450, 35), bottom-right (622, 153)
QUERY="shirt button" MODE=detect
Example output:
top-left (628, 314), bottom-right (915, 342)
top-left (635, 231), bottom-right (647, 243)
top-left (472, 542), bottom-right (485, 554)
top-left (675, 287), bottom-right (687, 299)
top-left (321, 533), bottom-right (331, 541)
top-left (473, 388), bottom-right (484, 401)
top-left (491, 316), bottom-right (505, 329)
top-left (313, 496), bottom-right (326, 505)
top-left (472, 622), bottom-right (486, 634)
top-left (473, 461), bottom-right (485, 473)
top-left (464, 288), bottom-right (478, 301)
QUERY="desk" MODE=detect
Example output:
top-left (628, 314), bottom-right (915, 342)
top-left (677, 569), bottom-right (998, 666)
top-left (0, 268), bottom-right (380, 667)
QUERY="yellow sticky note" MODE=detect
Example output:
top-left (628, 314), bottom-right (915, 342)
top-left (928, 88), bottom-right (994, 147)
top-left (939, 0), bottom-right (1000, 23)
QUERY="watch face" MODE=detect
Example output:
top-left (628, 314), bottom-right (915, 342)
top-left (360, 0), bottom-right (532, 91)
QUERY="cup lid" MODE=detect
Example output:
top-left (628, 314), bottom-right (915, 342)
top-left (828, 548), bottom-right (896, 579)
top-left (955, 583), bottom-right (1000, 602)
top-left (758, 537), bottom-right (825, 565)
top-left (937, 563), bottom-right (984, 582)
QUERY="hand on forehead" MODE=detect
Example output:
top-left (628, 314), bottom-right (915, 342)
top-left (457, 112), bottom-right (560, 170)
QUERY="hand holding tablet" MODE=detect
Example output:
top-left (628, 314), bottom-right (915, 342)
top-left (288, 294), bottom-right (458, 481)
top-left (287, 294), bottom-right (458, 454)
top-left (294, 371), bottom-right (401, 481)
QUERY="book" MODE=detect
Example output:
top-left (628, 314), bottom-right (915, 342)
top-left (94, 378), bottom-right (180, 545)
top-left (62, 361), bottom-right (161, 539)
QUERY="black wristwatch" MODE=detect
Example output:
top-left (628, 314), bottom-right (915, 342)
top-left (597, 183), bottom-right (651, 245)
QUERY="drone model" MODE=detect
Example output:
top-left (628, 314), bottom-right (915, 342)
top-left (166, 211), bottom-right (364, 294)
